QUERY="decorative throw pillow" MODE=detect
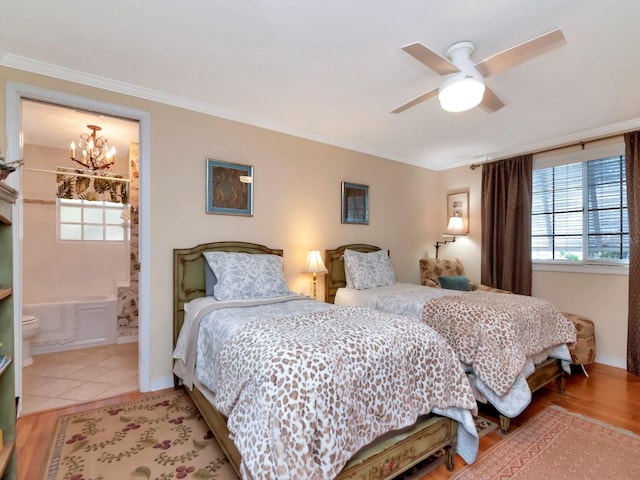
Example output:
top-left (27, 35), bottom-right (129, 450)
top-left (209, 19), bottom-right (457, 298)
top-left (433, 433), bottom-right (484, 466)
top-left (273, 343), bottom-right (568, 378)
top-left (341, 255), bottom-right (354, 288)
top-left (203, 252), bottom-right (294, 301)
top-left (437, 275), bottom-right (472, 291)
top-left (343, 249), bottom-right (395, 290)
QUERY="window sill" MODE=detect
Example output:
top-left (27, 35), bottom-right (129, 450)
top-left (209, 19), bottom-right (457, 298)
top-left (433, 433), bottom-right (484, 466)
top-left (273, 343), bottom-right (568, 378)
top-left (533, 261), bottom-right (629, 276)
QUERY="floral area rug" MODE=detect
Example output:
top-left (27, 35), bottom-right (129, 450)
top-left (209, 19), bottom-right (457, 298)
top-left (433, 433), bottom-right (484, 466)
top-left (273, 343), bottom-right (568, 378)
top-left (451, 405), bottom-right (640, 479)
top-left (43, 387), bottom-right (498, 480)
top-left (43, 389), bottom-right (236, 480)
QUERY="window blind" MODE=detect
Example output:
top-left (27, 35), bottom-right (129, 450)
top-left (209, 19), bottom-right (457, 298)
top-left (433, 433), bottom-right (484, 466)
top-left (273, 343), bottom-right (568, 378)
top-left (532, 156), bottom-right (628, 262)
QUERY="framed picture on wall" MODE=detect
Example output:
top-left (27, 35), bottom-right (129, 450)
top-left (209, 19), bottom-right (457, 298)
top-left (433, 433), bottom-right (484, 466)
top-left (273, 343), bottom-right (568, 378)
top-left (206, 158), bottom-right (253, 215)
top-left (341, 182), bottom-right (369, 224)
top-left (447, 191), bottom-right (469, 233)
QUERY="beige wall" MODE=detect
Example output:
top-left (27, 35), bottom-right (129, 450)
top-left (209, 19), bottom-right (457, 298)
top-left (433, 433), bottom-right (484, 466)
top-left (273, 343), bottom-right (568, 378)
top-left (1, 66), bottom-right (441, 387)
top-left (430, 165), bottom-right (483, 282)
top-left (531, 270), bottom-right (627, 368)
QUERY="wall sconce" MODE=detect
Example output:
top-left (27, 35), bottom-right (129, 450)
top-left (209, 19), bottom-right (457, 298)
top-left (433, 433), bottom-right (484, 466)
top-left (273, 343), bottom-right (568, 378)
top-left (434, 213), bottom-right (466, 258)
top-left (302, 250), bottom-right (328, 300)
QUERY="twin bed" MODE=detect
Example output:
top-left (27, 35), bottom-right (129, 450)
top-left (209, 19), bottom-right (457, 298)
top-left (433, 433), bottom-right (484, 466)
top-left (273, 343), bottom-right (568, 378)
top-left (172, 241), bottom-right (479, 480)
top-left (324, 244), bottom-right (577, 432)
top-left (172, 241), bottom-right (575, 479)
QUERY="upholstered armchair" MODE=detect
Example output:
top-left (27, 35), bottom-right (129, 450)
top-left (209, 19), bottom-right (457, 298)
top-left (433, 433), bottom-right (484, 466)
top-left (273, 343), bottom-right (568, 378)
top-left (419, 257), bottom-right (510, 293)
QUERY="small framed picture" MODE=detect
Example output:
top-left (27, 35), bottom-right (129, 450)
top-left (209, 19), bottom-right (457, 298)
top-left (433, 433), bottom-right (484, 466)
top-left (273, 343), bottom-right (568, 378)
top-left (206, 158), bottom-right (253, 216)
top-left (341, 182), bottom-right (369, 224)
top-left (447, 191), bottom-right (469, 233)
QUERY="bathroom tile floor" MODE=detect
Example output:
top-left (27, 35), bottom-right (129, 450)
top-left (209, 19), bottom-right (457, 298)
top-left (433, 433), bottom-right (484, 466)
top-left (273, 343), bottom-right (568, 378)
top-left (21, 342), bottom-right (138, 415)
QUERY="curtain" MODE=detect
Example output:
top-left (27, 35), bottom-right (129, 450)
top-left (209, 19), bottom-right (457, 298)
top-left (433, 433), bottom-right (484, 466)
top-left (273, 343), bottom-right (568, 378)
top-left (624, 131), bottom-right (640, 375)
top-left (481, 154), bottom-right (533, 295)
top-left (56, 167), bottom-right (129, 204)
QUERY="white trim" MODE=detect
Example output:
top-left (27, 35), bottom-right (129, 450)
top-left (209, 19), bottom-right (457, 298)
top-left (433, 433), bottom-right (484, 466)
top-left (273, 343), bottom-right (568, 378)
top-left (533, 141), bottom-right (625, 170)
top-left (149, 375), bottom-right (175, 392)
top-left (478, 117), bottom-right (640, 163)
top-left (533, 261), bottom-right (629, 276)
top-left (5, 82), bottom-right (152, 406)
top-left (594, 356), bottom-right (626, 370)
top-left (117, 335), bottom-right (139, 345)
top-left (6, 54), bottom-right (640, 172)
top-left (1, 54), bottom-right (406, 167)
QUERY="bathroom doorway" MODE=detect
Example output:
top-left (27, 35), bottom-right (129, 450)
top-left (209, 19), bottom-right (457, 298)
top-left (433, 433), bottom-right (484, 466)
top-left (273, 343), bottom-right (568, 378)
top-left (15, 95), bottom-right (142, 413)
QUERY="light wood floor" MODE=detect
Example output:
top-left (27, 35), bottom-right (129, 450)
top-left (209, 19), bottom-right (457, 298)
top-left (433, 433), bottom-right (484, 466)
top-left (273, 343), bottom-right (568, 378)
top-left (15, 363), bottom-right (640, 480)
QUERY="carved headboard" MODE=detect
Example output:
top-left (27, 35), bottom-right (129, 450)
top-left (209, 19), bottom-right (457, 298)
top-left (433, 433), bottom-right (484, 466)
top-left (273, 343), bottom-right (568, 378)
top-left (172, 241), bottom-right (283, 349)
top-left (324, 244), bottom-right (381, 304)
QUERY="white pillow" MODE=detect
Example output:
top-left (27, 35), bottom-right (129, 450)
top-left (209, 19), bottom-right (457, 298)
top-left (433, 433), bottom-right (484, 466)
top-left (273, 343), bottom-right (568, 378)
top-left (343, 249), bottom-right (395, 290)
top-left (203, 252), bottom-right (294, 301)
top-left (344, 257), bottom-right (354, 288)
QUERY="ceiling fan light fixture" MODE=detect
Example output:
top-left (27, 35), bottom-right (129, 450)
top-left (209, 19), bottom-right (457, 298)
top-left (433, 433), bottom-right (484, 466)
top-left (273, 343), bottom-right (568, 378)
top-left (438, 72), bottom-right (486, 112)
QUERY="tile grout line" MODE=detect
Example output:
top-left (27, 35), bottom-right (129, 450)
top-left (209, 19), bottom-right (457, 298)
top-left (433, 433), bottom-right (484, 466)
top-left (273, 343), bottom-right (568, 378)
top-left (21, 343), bottom-right (139, 414)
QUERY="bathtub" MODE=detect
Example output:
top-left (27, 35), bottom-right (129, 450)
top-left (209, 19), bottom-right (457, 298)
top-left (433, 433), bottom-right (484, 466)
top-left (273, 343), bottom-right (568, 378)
top-left (24, 295), bottom-right (117, 355)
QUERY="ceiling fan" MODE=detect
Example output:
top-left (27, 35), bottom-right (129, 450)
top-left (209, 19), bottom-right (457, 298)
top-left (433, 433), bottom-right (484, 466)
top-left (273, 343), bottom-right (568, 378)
top-left (391, 28), bottom-right (566, 114)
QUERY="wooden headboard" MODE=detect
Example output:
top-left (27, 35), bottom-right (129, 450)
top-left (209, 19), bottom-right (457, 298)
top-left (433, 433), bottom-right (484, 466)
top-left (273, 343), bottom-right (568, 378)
top-left (172, 241), bottom-right (284, 349)
top-left (324, 244), bottom-right (381, 304)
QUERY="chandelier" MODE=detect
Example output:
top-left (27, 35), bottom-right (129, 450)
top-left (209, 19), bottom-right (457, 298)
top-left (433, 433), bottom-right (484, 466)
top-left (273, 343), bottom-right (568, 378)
top-left (70, 124), bottom-right (116, 170)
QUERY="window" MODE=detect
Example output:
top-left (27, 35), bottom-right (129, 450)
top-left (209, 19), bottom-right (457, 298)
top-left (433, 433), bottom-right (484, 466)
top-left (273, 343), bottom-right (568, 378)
top-left (59, 198), bottom-right (128, 241)
top-left (532, 155), bottom-right (628, 263)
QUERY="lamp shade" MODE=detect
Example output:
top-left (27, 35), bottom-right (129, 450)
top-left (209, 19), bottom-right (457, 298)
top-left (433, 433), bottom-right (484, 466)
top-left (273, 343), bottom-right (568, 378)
top-left (302, 250), bottom-right (328, 274)
top-left (445, 215), bottom-right (466, 235)
top-left (438, 72), bottom-right (485, 113)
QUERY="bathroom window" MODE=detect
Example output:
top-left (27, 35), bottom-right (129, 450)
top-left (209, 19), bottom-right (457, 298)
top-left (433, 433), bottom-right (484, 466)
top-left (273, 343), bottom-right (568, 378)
top-left (58, 198), bottom-right (129, 241)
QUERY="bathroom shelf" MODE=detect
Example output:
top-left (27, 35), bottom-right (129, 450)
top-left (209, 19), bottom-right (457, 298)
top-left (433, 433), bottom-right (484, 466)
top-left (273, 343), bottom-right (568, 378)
top-left (0, 441), bottom-right (15, 478)
top-left (0, 182), bottom-right (17, 480)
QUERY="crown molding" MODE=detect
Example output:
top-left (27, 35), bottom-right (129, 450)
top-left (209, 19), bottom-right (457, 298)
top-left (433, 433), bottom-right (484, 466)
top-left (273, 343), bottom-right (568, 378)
top-left (5, 53), bottom-right (638, 173)
top-left (476, 117), bottom-right (640, 163)
top-left (0, 54), bottom-right (407, 165)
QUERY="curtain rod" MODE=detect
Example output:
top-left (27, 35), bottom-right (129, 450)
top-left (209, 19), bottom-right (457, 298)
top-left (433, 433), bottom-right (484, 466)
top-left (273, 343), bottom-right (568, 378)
top-left (23, 166), bottom-right (130, 182)
top-left (469, 132), bottom-right (625, 170)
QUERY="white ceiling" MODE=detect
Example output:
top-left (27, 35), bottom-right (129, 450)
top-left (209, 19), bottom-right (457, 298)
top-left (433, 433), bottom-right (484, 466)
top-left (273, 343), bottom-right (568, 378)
top-left (3, 0), bottom-right (640, 171)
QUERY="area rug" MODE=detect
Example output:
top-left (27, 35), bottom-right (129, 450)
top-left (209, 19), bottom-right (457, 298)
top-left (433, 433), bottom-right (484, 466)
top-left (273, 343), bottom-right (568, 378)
top-left (451, 405), bottom-right (640, 479)
top-left (43, 388), bottom-right (497, 480)
top-left (43, 389), bottom-right (236, 480)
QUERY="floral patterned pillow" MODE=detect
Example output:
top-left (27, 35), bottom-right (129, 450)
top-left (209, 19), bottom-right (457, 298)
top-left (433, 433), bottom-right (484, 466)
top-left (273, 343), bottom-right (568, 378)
top-left (203, 252), bottom-right (294, 301)
top-left (343, 249), bottom-right (395, 290)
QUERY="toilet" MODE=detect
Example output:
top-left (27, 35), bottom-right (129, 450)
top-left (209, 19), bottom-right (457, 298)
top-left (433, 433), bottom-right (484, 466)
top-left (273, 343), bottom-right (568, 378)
top-left (22, 314), bottom-right (41, 367)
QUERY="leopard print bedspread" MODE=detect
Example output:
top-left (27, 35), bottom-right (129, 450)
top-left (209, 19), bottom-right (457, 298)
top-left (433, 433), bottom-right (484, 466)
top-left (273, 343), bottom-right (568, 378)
top-left (214, 305), bottom-right (478, 480)
top-left (422, 291), bottom-right (576, 397)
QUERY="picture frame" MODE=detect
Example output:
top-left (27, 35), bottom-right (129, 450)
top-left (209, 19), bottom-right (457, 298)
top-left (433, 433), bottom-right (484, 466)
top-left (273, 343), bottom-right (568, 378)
top-left (206, 158), bottom-right (253, 216)
top-left (341, 182), bottom-right (369, 224)
top-left (447, 191), bottom-right (469, 233)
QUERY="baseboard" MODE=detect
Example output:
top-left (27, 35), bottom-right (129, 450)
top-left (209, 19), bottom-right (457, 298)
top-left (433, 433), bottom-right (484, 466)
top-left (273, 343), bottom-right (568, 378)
top-left (117, 335), bottom-right (138, 344)
top-left (594, 356), bottom-right (626, 370)
top-left (148, 374), bottom-right (175, 392)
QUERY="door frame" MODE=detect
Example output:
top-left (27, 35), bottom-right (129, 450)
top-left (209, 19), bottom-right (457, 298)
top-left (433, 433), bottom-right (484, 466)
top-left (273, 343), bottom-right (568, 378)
top-left (4, 81), bottom-right (151, 407)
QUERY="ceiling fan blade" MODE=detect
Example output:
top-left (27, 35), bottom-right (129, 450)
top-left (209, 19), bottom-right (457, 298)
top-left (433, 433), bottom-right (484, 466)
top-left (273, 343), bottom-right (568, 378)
top-left (390, 88), bottom-right (439, 113)
top-left (475, 29), bottom-right (566, 78)
top-left (478, 87), bottom-right (505, 112)
top-left (401, 42), bottom-right (460, 76)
